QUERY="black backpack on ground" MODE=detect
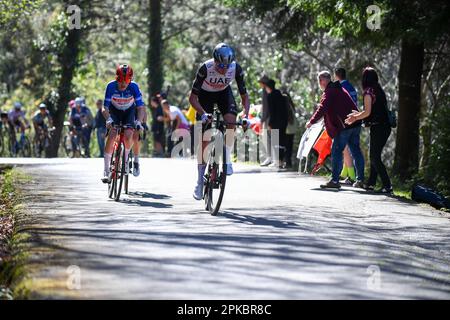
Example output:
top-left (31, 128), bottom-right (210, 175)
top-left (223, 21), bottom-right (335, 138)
top-left (411, 184), bottom-right (450, 210)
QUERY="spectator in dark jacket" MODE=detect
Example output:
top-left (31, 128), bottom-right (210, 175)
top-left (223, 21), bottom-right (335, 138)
top-left (345, 67), bottom-right (392, 193)
top-left (150, 96), bottom-right (165, 157)
top-left (259, 75), bottom-right (272, 166)
top-left (281, 89), bottom-right (297, 169)
top-left (266, 79), bottom-right (288, 168)
top-left (94, 99), bottom-right (106, 157)
top-left (307, 71), bottom-right (365, 189)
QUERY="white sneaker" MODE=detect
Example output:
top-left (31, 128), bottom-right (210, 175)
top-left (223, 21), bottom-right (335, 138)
top-left (133, 162), bottom-right (140, 177)
top-left (260, 158), bottom-right (272, 166)
top-left (268, 161), bottom-right (280, 168)
top-left (193, 182), bottom-right (203, 200)
top-left (226, 163), bottom-right (233, 176)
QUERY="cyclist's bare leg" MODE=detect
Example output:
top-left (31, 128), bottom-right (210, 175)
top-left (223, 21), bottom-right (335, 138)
top-left (131, 130), bottom-right (141, 176)
top-left (19, 121), bottom-right (26, 135)
top-left (132, 130), bottom-right (140, 160)
top-left (124, 128), bottom-right (134, 164)
top-left (103, 128), bottom-right (117, 174)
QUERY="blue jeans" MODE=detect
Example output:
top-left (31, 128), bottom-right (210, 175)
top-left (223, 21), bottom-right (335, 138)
top-left (331, 126), bottom-right (365, 183)
top-left (97, 127), bottom-right (106, 157)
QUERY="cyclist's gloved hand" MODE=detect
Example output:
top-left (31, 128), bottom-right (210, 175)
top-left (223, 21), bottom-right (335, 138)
top-left (135, 120), bottom-right (142, 131)
top-left (201, 113), bottom-right (212, 124)
top-left (142, 122), bottom-right (148, 131)
top-left (106, 117), bottom-right (113, 128)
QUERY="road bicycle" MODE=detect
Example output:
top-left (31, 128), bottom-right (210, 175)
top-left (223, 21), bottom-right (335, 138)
top-left (62, 123), bottom-right (91, 158)
top-left (9, 125), bottom-right (31, 157)
top-left (107, 124), bottom-right (130, 201)
top-left (202, 107), bottom-right (248, 216)
top-left (33, 125), bottom-right (54, 157)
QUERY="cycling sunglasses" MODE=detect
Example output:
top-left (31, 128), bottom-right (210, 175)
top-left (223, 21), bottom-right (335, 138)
top-left (216, 62), bottom-right (230, 69)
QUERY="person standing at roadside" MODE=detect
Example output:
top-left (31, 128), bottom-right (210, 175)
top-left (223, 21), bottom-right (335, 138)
top-left (281, 89), bottom-right (297, 169)
top-left (150, 96), bottom-right (165, 157)
top-left (259, 75), bottom-right (272, 166)
top-left (306, 71), bottom-right (365, 189)
top-left (334, 67), bottom-right (358, 184)
top-left (94, 99), bottom-right (106, 157)
top-left (266, 79), bottom-right (288, 168)
top-left (345, 67), bottom-right (393, 193)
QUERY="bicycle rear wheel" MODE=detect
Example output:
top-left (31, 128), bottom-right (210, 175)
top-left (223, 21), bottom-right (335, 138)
top-left (62, 134), bottom-right (72, 157)
top-left (114, 143), bottom-right (126, 201)
top-left (8, 137), bottom-right (15, 157)
top-left (22, 137), bottom-right (31, 157)
top-left (33, 138), bottom-right (42, 158)
top-left (204, 142), bottom-right (227, 216)
top-left (124, 150), bottom-right (133, 195)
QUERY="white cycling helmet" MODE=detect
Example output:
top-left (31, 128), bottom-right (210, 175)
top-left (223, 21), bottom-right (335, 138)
top-left (14, 101), bottom-right (22, 109)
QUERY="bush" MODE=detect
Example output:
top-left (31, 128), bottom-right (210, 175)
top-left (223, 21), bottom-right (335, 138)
top-left (425, 104), bottom-right (450, 198)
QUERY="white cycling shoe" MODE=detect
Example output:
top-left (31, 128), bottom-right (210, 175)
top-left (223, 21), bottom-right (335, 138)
top-left (193, 182), bottom-right (203, 200)
top-left (101, 170), bottom-right (110, 184)
top-left (226, 163), bottom-right (233, 176)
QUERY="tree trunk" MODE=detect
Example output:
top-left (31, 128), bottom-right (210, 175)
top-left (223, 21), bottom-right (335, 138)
top-left (393, 39), bottom-right (424, 180)
top-left (48, 19), bottom-right (82, 157)
top-left (147, 0), bottom-right (163, 98)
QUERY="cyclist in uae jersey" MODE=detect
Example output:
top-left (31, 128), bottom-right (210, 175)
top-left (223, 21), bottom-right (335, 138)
top-left (32, 103), bottom-right (53, 147)
top-left (189, 43), bottom-right (250, 200)
top-left (101, 64), bottom-right (145, 183)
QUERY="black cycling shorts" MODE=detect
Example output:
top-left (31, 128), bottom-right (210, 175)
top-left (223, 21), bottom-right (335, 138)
top-left (109, 106), bottom-right (136, 129)
top-left (196, 86), bottom-right (238, 121)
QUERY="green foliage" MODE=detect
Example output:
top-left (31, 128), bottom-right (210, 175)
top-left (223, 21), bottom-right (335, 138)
top-left (425, 103), bottom-right (450, 198)
top-left (225, 0), bottom-right (450, 49)
top-left (0, 0), bottom-right (42, 29)
top-left (0, 168), bottom-right (31, 300)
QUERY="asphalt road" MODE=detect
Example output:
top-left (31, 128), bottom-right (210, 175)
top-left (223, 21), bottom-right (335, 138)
top-left (2, 157), bottom-right (450, 299)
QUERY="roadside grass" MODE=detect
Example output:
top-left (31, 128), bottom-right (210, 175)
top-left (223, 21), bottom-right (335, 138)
top-left (0, 165), bottom-right (32, 300)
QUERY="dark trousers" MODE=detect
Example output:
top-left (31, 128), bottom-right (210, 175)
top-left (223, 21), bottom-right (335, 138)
top-left (271, 126), bottom-right (287, 162)
top-left (285, 134), bottom-right (294, 166)
top-left (367, 124), bottom-right (391, 188)
top-left (96, 127), bottom-right (106, 157)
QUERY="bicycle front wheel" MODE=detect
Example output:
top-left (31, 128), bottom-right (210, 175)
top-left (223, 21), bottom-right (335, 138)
top-left (204, 142), bottom-right (227, 216)
top-left (108, 144), bottom-right (120, 199)
top-left (23, 137), bottom-right (32, 157)
top-left (114, 143), bottom-right (126, 201)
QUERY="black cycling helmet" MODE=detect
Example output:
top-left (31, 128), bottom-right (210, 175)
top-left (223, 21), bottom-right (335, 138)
top-left (213, 43), bottom-right (235, 67)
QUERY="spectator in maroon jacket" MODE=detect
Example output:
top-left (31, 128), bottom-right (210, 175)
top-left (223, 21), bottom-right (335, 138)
top-left (306, 71), bottom-right (365, 189)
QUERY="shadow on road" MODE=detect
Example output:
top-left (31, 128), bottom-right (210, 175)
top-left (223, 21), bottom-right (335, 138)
top-left (128, 191), bottom-right (172, 200)
top-left (29, 202), bottom-right (450, 299)
top-left (310, 187), bottom-right (423, 207)
top-left (219, 210), bottom-right (299, 229)
top-left (120, 198), bottom-right (173, 208)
